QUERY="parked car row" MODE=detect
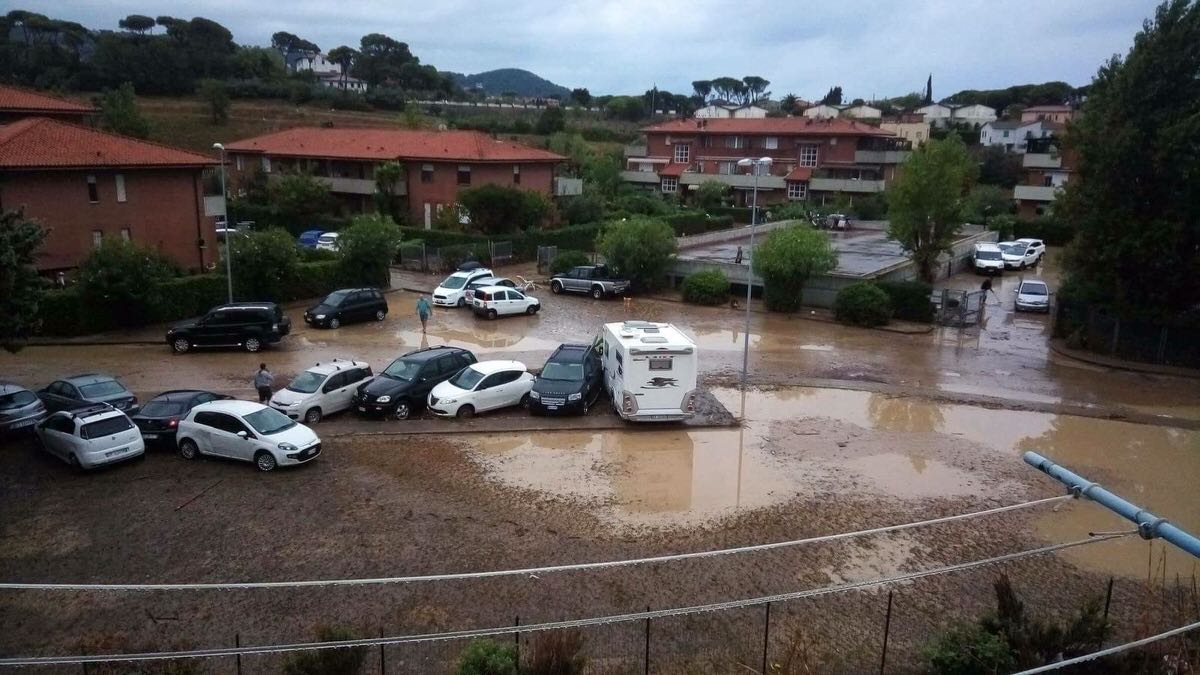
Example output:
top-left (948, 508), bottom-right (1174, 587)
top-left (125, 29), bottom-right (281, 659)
top-left (973, 238), bottom-right (1046, 275)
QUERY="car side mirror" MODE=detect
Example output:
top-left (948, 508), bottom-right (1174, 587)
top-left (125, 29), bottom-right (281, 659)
top-left (236, 430), bottom-right (249, 440)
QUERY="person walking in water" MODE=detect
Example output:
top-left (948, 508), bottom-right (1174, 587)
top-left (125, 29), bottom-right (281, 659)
top-left (416, 295), bottom-right (432, 333)
top-left (253, 363), bottom-right (274, 403)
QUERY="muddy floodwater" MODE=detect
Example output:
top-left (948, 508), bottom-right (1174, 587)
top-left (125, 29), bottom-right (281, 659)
top-left (466, 387), bottom-right (1200, 578)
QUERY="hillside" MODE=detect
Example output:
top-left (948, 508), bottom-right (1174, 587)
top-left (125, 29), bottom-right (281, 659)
top-left (448, 68), bottom-right (572, 99)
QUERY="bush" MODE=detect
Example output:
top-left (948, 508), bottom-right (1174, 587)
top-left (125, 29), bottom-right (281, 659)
top-left (337, 214), bottom-right (402, 287)
top-left (596, 217), bottom-right (677, 290)
top-left (664, 212), bottom-right (734, 236)
top-left (299, 247), bottom-right (339, 262)
top-left (834, 283), bottom-right (893, 326)
top-left (282, 626), bottom-right (369, 675)
top-left (1014, 216), bottom-right (1074, 246)
top-left (610, 193), bottom-right (673, 217)
top-left (694, 180), bottom-right (730, 209)
top-left (458, 184), bottom-right (550, 233)
top-left (707, 205), bottom-right (756, 223)
top-left (923, 623), bottom-right (1016, 675)
top-left (526, 629), bottom-right (586, 675)
top-left (284, 261), bottom-right (345, 300)
top-left (229, 228), bottom-right (299, 301)
top-left (457, 639), bottom-right (518, 675)
top-left (766, 202), bottom-right (812, 223)
top-left (876, 280), bottom-right (934, 323)
top-left (550, 250), bottom-right (591, 275)
top-left (152, 274), bottom-right (229, 321)
top-left (560, 194), bottom-right (605, 225)
top-left (753, 226), bottom-right (838, 313)
top-left (852, 192), bottom-right (889, 220)
top-left (77, 240), bottom-right (180, 328)
top-left (37, 288), bottom-right (94, 336)
top-left (681, 269), bottom-right (730, 305)
top-left (988, 213), bottom-right (1017, 241)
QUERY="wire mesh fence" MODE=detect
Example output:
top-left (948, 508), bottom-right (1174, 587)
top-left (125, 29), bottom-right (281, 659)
top-left (1056, 300), bottom-right (1200, 368)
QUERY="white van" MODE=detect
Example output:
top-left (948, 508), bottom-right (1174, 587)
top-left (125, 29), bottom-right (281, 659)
top-left (973, 242), bottom-right (1005, 275)
top-left (598, 321), bottom-right (698, 422)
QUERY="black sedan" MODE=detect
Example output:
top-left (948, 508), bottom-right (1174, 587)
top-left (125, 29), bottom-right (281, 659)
top-left (304, 288), bottom-right (389, 329)
top-left (130, 390), bottom-right (231, 446)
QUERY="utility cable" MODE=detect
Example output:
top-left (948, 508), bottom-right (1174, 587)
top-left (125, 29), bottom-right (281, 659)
top-left (0, 533), bottom-right (1125, 667)
top-left (1011, 618), bottom-right (1200, 674)
top-left (0, 494), bottom-right (1073, 592)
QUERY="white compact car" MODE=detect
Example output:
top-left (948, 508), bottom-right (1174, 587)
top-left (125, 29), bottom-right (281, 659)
top-left (427, 360), bottom-right (535, 419)
top-left (463, 276), bottom-right (517, 304)
top-left (34, 404), bottom-right (145, 470)
top-left (998, 241), bottom-right (1040, 270)
top-left (433, 267), bottom-right (495, 307)
top-left (471, 286), bottom-right (540, 319)
top-left (1014, 279), bottom-right (1052, 313)
top-left (269, 359), bottom-right (374, 423)
top-left (176, 400), bottom-right (321, 472)
top-left (1015, 238), bottom-right (1046, 263)
top-left (315, 232), bottom-right (340, 251)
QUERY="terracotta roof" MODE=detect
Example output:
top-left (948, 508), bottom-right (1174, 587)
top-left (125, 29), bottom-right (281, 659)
top-left (0, 117), bottom-right (217, 170)
top-left (642, 117), bottom-right (894, 137)
top-left (784, 167), bottom-right (813, 181)
top-left (0, 84), bottom-right (98, 115)
top-left (1023, 105), bottom-right (1073, 113)
top-left (224, 127), bottom-right (565, 163)
top-left (657, 163), bottom-right (688, 177)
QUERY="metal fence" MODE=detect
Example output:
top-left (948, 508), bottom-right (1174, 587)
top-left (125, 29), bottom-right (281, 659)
top-left (932, 289), bottom-right (987, 327)
top-left (1057, 300), bottom-right (1200, 368)
top-left (395, 241), bottom-right (514, 273)
top-left (537, 245), bottom-right (558, 275)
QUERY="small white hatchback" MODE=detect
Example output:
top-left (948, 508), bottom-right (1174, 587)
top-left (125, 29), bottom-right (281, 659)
top-left (427, 360), bottom-right (534, 419)
top-left (177, 400), bottom-right (320, 472)
top-left (270, 359), bottom-right (373, 423)
top-left (34, 404), bottom-right (145, 470)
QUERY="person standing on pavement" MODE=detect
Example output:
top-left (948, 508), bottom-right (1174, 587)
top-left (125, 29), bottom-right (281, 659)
top-left (416, 296), bottom-right (432, 333)
top-left (253, 364), bottom-right (274, 404)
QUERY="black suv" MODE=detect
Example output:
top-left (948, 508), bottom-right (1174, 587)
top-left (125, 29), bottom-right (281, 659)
top-left (304, 288), bottom-right (389, 329)
top-left (166, 302), bottom-right (291, 353)
top-left (529, 344), bottom-right (603, 415)
top-left (353, 346), bottom-right (477, 420)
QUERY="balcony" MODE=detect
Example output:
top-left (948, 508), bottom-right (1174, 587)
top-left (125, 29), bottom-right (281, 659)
top-left (554, 177), bottom-right (583, 196)
top-left (203, 195), bottom-right (226, 218)
top-left (620, 170), bottom-right (660, 185)
top-left (624, 144), bottom-right (648, 158)
top-left (854, 149), bottom-right (911, 164)
top-left (809, 177), bottom-right (886, 193)
top-left (1023, 153), bottom-right (1062, 169)
top-left (319, 176), bottom-right (382, 195)
top-left (681, 172), bottom-right (785, 190)
top-left (1013, 185), bottom-right (1060, 202)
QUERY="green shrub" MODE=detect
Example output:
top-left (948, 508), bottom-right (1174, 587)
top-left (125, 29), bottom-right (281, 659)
top-left (560, 194), bottom-right (605, 225)
top-left (459, 184), bottom-right (550, 233)
top-left (281, 626), bottom-right (368, 675)
top-left (229, 227), bottom-right (299, 301)
top-left (77, 240), bottom-right (180, 328)
top-left (988, 214), bottom-right (1017, 241)
top-left (876, 280), bottom-right (934, 323)
top-left (1013, 216), bottom-right (1074, 246)
top-left (765, 202), bottom-right (811, 223)
top-left (664, 212), bottom-right (734, 236)
top-left (457, 639), bottom-right (517, 675)
top-left (299, 247), bottom-right (338, 262)
top-left (753, 226), bottom-right (838, 312)
top-left (923, 623), bottom-right (1016, 675)
top-left (707, 206), bottom-right (756, 223)
top-left (284, 261), bottom-right (345, 300)
top-left (550, 250), bottom-right (591, 275)
top-left (596, 217), bottom-right (677, 290)
top-left (681, 269), bottom-right (730, 305)
top-left (152, 274), bottom-right (229, 321)
top-left (694, 180), bottom-right (730, 209)
top-left (834, 283), bottom-right (893, 327)
top-left (337, 214), bottom-right (402, 288)
top-left (610, 193), bottom-right (673, 217)
top-left (519, 223), bottom-right (604, 258)
top-left (37, 288), bottom-right (96, 336)
top-left (852, 192), bottom-right (889, 220)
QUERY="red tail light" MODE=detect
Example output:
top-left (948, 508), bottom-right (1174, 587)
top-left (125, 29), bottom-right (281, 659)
top-left (168, 418), bottom-right (178, 428)
top-left (622, 393), bottom-right (634, 413)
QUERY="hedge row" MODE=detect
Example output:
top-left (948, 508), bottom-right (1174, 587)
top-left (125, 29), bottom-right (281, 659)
top-left (38, 261), bottom-right (350, 337)
top-left (397, 222), bottom-right (607, 262)
top-left (1013, 217), bottom-right (1075, 246)
top-left (706, 206), bottom-right (757, 223)
top-left (876, 280), bottom-right (935, 323)
top-left (665, 213), bottom-right (735, 236)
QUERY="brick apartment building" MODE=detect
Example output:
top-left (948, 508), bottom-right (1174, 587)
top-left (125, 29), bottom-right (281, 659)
top-left (223, 127), bottom-right (565, 227)
top-left (622, 117), bottom-right (910, 206)
top-left (0, 84), bottom-right (97, 125)
top-left (1013, 137), bottom-right (1076, 218)
top-left (0, 117), bottom-right (220, 272)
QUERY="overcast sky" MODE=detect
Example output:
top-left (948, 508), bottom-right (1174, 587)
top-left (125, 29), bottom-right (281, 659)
top-left (45, 0), bottom-right (1159, 98)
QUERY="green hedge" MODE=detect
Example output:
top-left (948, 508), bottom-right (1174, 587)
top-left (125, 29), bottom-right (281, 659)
top-left (397, 223), bottom-right (607, 263)
top-left (834, 282), bottom-right (893, 327)
top-left (665, 213), bottom-right (735, 236)
top-left (876, 280), bottom-right (934, 323)
top-left (1014, 217), bottom-right (1075, 246)
top-left (152, 275), bottom-right (229, 322)
top-left (681, 269), bottom-right (730, 305)
top-left (284, 261), bottom-right (346, 301)
top-left (707, 206), bottom-right (756, 223)
top-left (550, 250), bottom-right (591, 275)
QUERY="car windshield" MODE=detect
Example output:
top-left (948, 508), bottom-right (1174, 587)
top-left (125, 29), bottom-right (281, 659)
top-left (449, 366), bottom-right (485, 390)
top-left (976, 250), bottom-right (1002, 260)
top-left (382, 359), bottom-right (422, 381)
top-left (244, 407), bottom-right (297, 435)
top-left (322, 290), bottom-right (350, 306)
top-left (541, 362), bottom-right (584, 381)
top-left (1000, 244), bottom-right (1026, 255)
top-left (1021, 284), bottom-right (1048, 296)
top-left (440, 274), bottom-right (468, 289)
top-left (81, 415), bottom-right (133, 439)
top-left (78, 380), bottom-right (126, 397)
top-left (140, 401), bottom-right (184, 417)
top-left (288, 371), bottom-right (326, 394)
top-left (0, 390), bottom-right (37, 410)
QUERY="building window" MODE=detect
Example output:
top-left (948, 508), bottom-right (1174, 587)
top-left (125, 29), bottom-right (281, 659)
top-left (120, 227), bottom-right (131, 241)
top-left (91, 230), bottom-right (103, 248)
top-left (764, 136), bottom-right (779, 150)
top-left (261, 156), bottom-right (271, 173)
top-left (726, 135), bottom-right (744, 149)
top-left (115, 174), bottom-right (127, 203)
top-left (718, 161), bottom-right (735, 175)
top-left (457, 165), bottom-right (471, 186)
top-left (661, 177), bottom-right (678, 194)
top-left (787, 182), bottom-right (807, 200)
top-left (799, 145), bottom-right (819, 167)
top-left (673, 144), bottom-right (690, 164)
top-left (235, 155), bottom-right (244, 171)
top-left (1043, 176), bottom-right (1054, 187)
top-left (86, 174), bottom-right (98, 203)
top-left (421, 163), bottom-right (434, 183)
top-left (512, 165), bottom-right (521, 185)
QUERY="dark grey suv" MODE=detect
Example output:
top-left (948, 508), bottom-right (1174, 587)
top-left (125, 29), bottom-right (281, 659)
top-left (166, 302), bottom-right (292, 353)
top-left (0, 381), bottom-right (48, 434)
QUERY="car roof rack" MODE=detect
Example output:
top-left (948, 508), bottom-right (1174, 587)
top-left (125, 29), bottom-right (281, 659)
top-left (67, 403), bottom-right (115, 418)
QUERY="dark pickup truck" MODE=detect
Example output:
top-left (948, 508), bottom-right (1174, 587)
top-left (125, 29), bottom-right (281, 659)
top-left (549, 265), bottom-right (630, 300)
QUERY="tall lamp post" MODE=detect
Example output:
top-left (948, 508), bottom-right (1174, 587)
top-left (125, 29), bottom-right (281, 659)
top-left (735, 156), bottom-right (772, 390)
top-left (213, 142), bottom-right (233, 303)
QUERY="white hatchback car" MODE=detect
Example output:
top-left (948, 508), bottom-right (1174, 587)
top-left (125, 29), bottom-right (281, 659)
top-left (471, 286), bottom-right (540, 319)
top-left (315, 232), bottom-right (340, 251)
top-left (433, 267), bottom-right (495, 307)
top-left (998, 241), bottom-right (1040, 270)
top-left (269, 359), bottom-right (373, 423)
top-left (1015, 238), bottom-right (1046, 263)
top-left (1014, 279), bottom-right (1052, 313)
top-left (34, 404), bottom-right (145, 470)
top-left (427, 360), bottom-right (535, 419)
top-left (176, 400), bottom-right (321, 472)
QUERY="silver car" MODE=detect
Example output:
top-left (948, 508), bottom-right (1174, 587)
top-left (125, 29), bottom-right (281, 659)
top-left (1014, 279), bottom-right (1052, 313)
top-left (0, 382), bottom-right (47, 434)
top-left (34, 405), bottom-right (145, 470)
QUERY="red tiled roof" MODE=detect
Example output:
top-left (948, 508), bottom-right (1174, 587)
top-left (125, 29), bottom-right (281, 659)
top-left (0, 84), bottom-right (98, 114)
top-left (642, 117), bottom-right (895, 137)
top-left (0, 117), bottom-right (217, 170)
top-left (1023, 105), bottom-right (1073, 113)
top-left (785, 167), bottom-right (813, 181)
top-left (658, 163), bottom-right (688, 177)
top-left (224, 127), bottom-right (565, 163)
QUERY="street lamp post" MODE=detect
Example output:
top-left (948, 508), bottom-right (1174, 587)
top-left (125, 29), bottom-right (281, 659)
top-left (213, 142), bottom-right (233, 303)
top-left (735, 156), bottom-right (773, 390)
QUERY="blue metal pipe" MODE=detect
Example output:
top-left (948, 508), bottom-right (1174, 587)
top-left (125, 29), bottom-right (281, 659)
top-left (1023, 451), bottom-right (1200, 559)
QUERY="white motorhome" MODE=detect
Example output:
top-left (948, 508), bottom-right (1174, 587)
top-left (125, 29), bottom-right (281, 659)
top-left (598, 321), bottom-right (698, 422)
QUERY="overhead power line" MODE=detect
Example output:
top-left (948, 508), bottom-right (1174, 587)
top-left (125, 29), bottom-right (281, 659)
top-left (0, 533), bottom-right (1126, 668)
top-left (0, 495), bottom-right (1072, 592)
top-left (1012, 618), bottom-right (1200, 674)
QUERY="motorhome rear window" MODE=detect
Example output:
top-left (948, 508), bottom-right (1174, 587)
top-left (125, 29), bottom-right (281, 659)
top-left (649, 358), bottom-right (672, 371)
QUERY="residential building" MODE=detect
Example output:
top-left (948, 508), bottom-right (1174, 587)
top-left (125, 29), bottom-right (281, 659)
top-left (951, 103), bottom-right (998, 127)
top-left (1020, 105), bottom-right (1077, 124)
top-left (0, 117), bottom-right (220, 272)
top-left (1013, 137), bottom-right (1075, 218)
top-left (623, 117), bottom-right (909, 206)
top-left (694, 103), bottom-right (768, 119)
top-left (224, 127), bottom-right (565, 228)
top-left (979, 120), bottom-right (1023, 151)
top-left (285, 50), bottom-right (342, 76)
top-left (880, 119), bottom-right (931, 147)
top-left (0, 84), bottom-right (97, 125)
top-left (802, 104), bottom-right (843, 119)
top-left (842, 104), bottom-right (882, 120)
top-left (914, 103), bottom-right (954, 127)
top-left (316, 72), bottom-right (368, 93)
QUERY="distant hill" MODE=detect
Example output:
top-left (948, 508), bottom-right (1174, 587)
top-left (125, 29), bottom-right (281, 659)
top-left (448, 68), bottom-right (572, 99)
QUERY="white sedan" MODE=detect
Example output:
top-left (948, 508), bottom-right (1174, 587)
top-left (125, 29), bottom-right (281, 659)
top-left (427, 360), bottom-right (535, 419)
top-left (176, 400), bottom-right (321, 472)
top-left (471, 286), bottom-right (540, 319)
top-left (34, 405), bottom-right (145, 470)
